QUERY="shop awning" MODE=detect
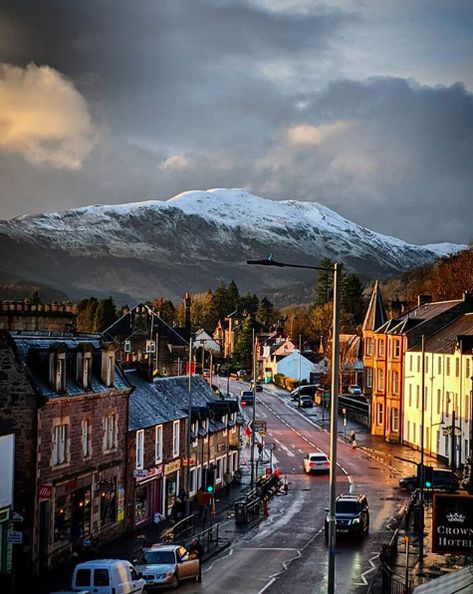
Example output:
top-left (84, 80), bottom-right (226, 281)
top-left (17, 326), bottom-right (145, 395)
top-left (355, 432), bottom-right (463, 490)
top-left (413, 565), bottom-right (473, 594)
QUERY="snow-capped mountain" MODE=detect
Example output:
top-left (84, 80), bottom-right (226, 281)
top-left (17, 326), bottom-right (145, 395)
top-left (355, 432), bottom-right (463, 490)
top-left (0, 189), bottom-right (465, 303)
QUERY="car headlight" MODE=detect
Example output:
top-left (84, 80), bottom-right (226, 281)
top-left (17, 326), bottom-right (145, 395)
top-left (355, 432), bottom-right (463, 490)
top-left (352, 517), bottom-right (360, 524)
top-left (166, 570), bottom-right (175, 578)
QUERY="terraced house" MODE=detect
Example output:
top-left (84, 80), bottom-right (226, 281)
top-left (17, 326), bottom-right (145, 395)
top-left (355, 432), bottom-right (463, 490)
top-left (0, 330), bottom-right (131, 574)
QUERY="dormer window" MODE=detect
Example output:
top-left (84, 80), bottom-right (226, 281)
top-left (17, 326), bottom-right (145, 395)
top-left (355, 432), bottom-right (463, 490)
top-left (101, 344), bottom-right (115, 387)
top-left (49, 351), bottom-right (66, 392)
top-left (76, 350), bottom-right (92, 389)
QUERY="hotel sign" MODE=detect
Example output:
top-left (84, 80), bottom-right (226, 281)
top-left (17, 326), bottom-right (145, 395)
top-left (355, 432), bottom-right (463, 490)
top-left (432, 493), bottom-right (473, 553)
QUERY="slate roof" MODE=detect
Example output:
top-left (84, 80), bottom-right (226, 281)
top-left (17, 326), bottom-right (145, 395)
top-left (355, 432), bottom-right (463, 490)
top-left (103, 303), bottom-right (188, 348)
top-left (10, 331), bottom-right (130, 399)
top-left (362, 281), bottom-right (387, 332)
top-left (417, 313), bottom-right (473, 354)
top-left (125, 369), bottom-right (187, 431)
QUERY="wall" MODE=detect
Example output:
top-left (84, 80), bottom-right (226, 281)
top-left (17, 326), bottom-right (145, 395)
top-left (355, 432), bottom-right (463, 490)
top-left (0, 433), bottom-right (14, 509)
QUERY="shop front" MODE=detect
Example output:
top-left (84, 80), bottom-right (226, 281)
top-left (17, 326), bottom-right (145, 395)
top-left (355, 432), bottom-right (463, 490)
top-left (164, 460), bottom-right (181, 517)
top-left (133, 465), bottom-right (163, 527)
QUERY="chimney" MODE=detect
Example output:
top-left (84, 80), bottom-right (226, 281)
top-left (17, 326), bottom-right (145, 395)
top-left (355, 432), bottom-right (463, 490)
top-left (417, 295), bottom-right (432, 306)
top-left (185, 292), bottom-right (192, 340)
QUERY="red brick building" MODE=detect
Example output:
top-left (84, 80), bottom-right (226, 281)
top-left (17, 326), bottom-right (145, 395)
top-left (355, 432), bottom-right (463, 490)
top-left (0, 330), bottom-right (131, 573)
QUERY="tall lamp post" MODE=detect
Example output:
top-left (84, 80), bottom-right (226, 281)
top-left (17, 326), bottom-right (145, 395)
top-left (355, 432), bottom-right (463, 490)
top-left (247, 255), bottom-right (341, 594)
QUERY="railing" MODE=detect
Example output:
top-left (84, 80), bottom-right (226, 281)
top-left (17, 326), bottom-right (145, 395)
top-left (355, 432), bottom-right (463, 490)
top-left (161, 513), bottom-right (196, 543)
top-left (182, 523), bottom-right (221, 557)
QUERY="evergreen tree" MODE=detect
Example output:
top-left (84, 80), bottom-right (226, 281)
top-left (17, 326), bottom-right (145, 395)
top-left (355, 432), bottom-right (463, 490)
top-left (80, 297), bottom-right (98, 332)
top-left (341, 272), bottom-right (364, 326)
top-left (94, 297), bottom-right (118, 332)
top-left (314, 258), bottom-right (333, 305)
top-left (233, 317), bottom-right (255, 369)
top-left (212, 281), bottom-right (240, 321)
top-left (152, 297), bottom-right (176, 325)
top-left (238, 293), bottom-right (259, 316)
top-left (256, 297), bottom-right (275, 326)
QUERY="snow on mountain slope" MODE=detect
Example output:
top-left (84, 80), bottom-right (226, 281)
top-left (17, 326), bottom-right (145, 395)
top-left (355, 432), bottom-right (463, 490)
top-left (0, 188), bottom-right (465, 301)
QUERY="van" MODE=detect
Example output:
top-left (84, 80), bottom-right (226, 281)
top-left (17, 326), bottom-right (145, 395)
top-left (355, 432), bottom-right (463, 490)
top-left (240, 390), bottom-right (255, 406)
top-left (71, 559), bottom-right (146, 594)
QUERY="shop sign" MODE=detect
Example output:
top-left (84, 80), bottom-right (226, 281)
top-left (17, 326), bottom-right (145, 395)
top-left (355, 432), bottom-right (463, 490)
top-left (37, 484), bottom-right (53, 500)
top-left (432, 493), bottom-right (473, 553)
top-left (253, 420), bottom-right (267, 434)
top-left (65, 479), bottom-right (78, 493)
top-left (134, 465), bottom-right (164, 482)
top-left (182, 458), bottom-right (196, 467)
top-left (164, 459), bottom-right (181, 476)
top-left (7, 530), bottom-right (23, 544)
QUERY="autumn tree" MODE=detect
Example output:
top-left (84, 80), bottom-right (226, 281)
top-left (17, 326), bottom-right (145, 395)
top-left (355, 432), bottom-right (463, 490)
top-left (152, 297), bottom-right (176, 325)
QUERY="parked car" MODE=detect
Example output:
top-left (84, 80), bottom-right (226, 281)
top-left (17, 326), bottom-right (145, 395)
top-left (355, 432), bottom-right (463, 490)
top-left (237, 369), bottom-right (248, 378)
top-left (399, 469), bottom-right (459, 492)
top-left (303, 452), bottom-right (330, 474)
top-left (71, 559), bottom-right (146, 594)
top-left (347, 384), bottom-right (362, 395)
top-left (290, 384), bottom-right (319, 400)
top-left (240, 390), bottom-right (255, 406)
top-left (325, 493), bottom-right (369, 542)
top-left (298, 395), bottom-right (314, 408)
top-left (136, 544), bottom-right (200, 590)
top-left (248, 381), bottom-right (263, 392)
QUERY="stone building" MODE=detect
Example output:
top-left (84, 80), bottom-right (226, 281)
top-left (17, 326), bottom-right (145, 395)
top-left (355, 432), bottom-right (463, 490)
top-left (0, 300), bottom-right (76, 332)
top-left (0, 330), bottom-right (131, 574)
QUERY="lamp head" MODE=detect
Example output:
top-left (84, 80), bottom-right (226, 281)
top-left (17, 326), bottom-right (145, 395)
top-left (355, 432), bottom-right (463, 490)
top-left (246, 254), bottom-right (283, 267)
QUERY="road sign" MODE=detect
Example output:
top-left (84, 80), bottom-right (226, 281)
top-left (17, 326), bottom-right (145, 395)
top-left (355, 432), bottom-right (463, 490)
top-left (7, 531), bottom-right (23, 545)
top-left (253, 420), bottom-right (267, 433)
top-left (37, 484), bottom-right (52, 500)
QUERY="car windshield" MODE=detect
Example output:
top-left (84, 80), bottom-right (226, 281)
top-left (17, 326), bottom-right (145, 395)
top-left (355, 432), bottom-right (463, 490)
top-left (336, 501), bottom-right (360, 514)
top-left (144, 551), bottom-right (175, 564)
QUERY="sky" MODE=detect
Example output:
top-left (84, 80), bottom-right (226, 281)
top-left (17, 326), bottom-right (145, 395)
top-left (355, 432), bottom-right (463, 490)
top-left (0, 0), bottom-right (472, 244)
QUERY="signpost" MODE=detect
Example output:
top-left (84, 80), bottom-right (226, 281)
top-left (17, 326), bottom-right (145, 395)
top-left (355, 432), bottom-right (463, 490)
top-left (253, 419), bottom-right (267, 435)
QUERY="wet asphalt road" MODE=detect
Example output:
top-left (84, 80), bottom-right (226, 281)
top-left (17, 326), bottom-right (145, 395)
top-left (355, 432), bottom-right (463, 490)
top-left (177, 382), bottom-right (411, 594)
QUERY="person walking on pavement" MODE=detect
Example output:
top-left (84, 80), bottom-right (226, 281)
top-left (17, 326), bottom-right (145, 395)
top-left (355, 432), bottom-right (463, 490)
top-left (189, 537), bottom-right (205, 582)
top-left (350, 430), bottom-right (357, 449)
top-left (224, 469), bottom-right (232, 494)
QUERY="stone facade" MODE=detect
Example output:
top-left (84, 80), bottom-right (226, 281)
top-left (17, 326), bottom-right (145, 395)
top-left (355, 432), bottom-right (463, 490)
top-left (0, 301), bottom-right (76, 332)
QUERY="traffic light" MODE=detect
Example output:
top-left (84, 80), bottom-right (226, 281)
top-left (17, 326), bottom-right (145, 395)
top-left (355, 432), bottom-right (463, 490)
top-left (424, 465), bottom-right (433, 489)
top-left (417, 463), bottom-right (433, 488)
top-left (203, 468), bottom-right (215, 493)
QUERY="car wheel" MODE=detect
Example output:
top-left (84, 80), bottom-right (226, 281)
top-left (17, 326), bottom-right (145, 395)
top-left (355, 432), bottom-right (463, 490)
top-left (170, 575), bottom-right (179, 589)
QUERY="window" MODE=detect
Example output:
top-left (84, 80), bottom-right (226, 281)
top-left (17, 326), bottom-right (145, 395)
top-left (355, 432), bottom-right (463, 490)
top-left (136, 429), bottom-right (144, 469)
top-left (81, 419), bottom-right (91, 458)
top-left (446, 358), bottom-right (450, 376)
top-left (75, 569), bottom-right (91, 587)
top-left (413, 423), bottom-right (416, 444)
top-left (52, 424), bottom-right (68, 465)
top-left (409, 354), bottom-right (413, 373)
top-left (378, 340), bottom-right (385, 357)
top-left (416, 385), bottom-right (420, 409)
top-left (189, 467), bottom-right (197, 495)
top-left (190, 421), bottom-right (198, 447)
top-left (377, 368), bottom-right (385, 391)
top-left (393, 340), bottom-right (400, 359)
top-left (466, 358), bottom-right (471, 379)
top-left (417, 356), bottom-right (420, 373)
top-left (203, 418), bottom-right (210, 442)
top-left (392, 371), bottom-right (400, 395)
top-left (216, 458), bottom-right (222, 482)
top-left (406, 420), bottom-right (410, 441)
top-left (455, 358), bottom-right (460, 377)
top-left (172, 420), bottom-right (180, 458)
top-left (366, 367), bottom-right (373, 389)
top-left (424, 386), bottom-right (428, 410)
top-left (99, 477), bottom-right (117, 526)
top-left (438, 356), bottom-right (442, 375)
top-left (425, 356), bottom-right (429, 374)
top-left (377, 403), bottom-right (383, 425)
top-left (437, 389), bottom-right (441, 415)
top-left (408, 384), bottom-right (412, 407)
top-left (106, 355), bottom-right (114, 386)
top-left (366, 337), bottom-right (373, 356)
top-left (94, 569), bottom-right (110, 587)
top-left (155, 425), bottom-right (163, 463)
top-left (76, 352), bottom-right (92, 389)
top-left (391, 408), bottom-right (399, 432)
top-left (50, 352), bottom-right (66, 392)
top-left (222, 414), bottom-right (228, 437)
top-left (104, 413), bottom-right (117, 451)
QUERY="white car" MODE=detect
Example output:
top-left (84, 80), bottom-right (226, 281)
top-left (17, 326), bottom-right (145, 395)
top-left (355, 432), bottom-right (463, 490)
top-left (136, 544), bottom-right (201, 589)
top-left (348, 384), bottom-right (362, 395)
top-left (303, 452), bottom-right (330, 474)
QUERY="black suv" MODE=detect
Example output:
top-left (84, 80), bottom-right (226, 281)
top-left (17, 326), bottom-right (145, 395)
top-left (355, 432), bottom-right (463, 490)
top-left (399, 469), bottom-right (459, 492)
top-left (325, 493), bottom-right (369, 541)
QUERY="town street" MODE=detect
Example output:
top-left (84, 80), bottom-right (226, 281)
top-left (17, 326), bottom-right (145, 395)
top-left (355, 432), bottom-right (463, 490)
top-left (177, 381), bottom-right (409, 594)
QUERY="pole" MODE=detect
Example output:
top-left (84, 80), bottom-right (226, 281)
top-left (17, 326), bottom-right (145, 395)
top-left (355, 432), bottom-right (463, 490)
top-left (419, 334), bottom-right (425, 567)
top-left (327, 262), bottom-right (341, 594)
top-left (185, 338), bottom-right (193, 516)
top-left (404, 536), bottom-right (410, 594)
top-left (299, 334), bottom-right (302, 387)
top-left (451, 408), bottom-right (456, 472)
top-left (250, 329), bottom-right (257, 489)
top-left (226, 356), bottom-right (230, 396)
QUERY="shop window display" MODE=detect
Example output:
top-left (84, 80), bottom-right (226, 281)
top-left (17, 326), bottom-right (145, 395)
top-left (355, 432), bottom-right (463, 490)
top-left (99, 478), bottom-right (117, 527)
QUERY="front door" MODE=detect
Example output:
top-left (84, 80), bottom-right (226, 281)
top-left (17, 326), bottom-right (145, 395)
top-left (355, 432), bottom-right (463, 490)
top-left (38, 500), bottom-right (50, 572)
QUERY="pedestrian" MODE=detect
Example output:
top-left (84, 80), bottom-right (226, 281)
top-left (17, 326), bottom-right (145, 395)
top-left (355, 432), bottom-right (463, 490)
top-left (257, 442), bottom-right (263, 459)
top-left (188, 537), bottom-right (205, 582)
top-left (224, 470), bottom-right (232, 494)
top-left (350, 430), bottom-right (357, 449)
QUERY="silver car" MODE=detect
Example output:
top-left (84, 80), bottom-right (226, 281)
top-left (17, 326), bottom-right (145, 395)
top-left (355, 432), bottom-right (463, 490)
top-left (136, 544), bottom-right (200, 589)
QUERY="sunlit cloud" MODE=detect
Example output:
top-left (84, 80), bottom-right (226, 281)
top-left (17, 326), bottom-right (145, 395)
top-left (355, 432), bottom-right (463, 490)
top-left (0, 63), bottom-right (98, 169)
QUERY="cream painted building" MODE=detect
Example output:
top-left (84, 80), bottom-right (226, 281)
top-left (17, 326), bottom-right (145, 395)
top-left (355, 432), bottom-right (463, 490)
top-left (402, 313), bottom-right (473, 468)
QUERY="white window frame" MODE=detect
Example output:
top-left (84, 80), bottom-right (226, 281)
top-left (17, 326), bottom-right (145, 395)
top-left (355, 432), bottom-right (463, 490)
top-left (190, 421), bottom-right (198, 447)
top-left (222, 414), bottom-right (228, 437)
top-left (104, 413), bottom-right (117, 451)
top-left (81, 418), bottom-right (91, 458)
top-left (52, 423), bottom-right (68, 466)
top-left (155, 425), bottom-right (163, 463)
top-left (172, 420), bottom-right (180, 458)
top-left (106, 355), bottom-right (114, 387)
top-left (203, 418), bottom-right (209, 443)
top-left (391, 408), bottom-right (399, 433)
top-left (392, 371), bottom-right (399, 395)
top-left (376, 403), bottom-right (383, 426)
top-left (366, 367), bottom-right (373, 389)
top-left (216, 457), bottom-right (223, 483)
top-left (136, 429), bottom-right (144, 470)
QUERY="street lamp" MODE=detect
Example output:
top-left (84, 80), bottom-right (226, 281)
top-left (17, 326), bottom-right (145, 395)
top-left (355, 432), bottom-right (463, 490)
top-left (247, 255), bottom-right (341, 594)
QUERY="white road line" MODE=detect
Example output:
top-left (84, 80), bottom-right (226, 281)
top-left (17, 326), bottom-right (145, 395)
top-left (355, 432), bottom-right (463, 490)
top-left (353, 552), bottom-right (380, 586)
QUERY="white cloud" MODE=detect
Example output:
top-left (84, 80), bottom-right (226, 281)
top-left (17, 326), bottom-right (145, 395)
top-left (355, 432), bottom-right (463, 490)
top-left (159, 154), bottom-right (191, 171)
top-left (0, 63), bottom-right (98, 169)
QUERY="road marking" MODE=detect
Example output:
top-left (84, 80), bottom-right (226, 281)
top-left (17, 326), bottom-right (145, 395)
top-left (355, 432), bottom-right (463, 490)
top-left (353, 552), bottom-right (380, 586)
